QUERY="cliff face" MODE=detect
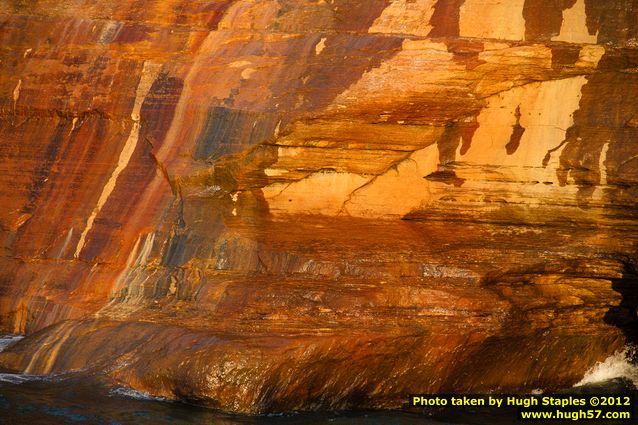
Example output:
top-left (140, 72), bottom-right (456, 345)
top-left (1, 0), bottom-right (638, 413)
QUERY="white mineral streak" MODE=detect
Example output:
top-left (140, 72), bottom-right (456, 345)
top-left (70, 117), bottom-right (79, 133)
top-left (136, 232), bottom-right (156, 267)
top-left (13, 79), bottom-right (22, 111)
top-left (74, 62), bottom-right (161, 258)
top-left (106, 234), bottom-right (142, 302)
top-left (57, 228), bottom-right (74, 258)
top-left (592, 142), bottom-right (610, 200)
top-left (315, 37), bottom-right (327, 55)
top-left (599, 142), bottom-right (610, 186)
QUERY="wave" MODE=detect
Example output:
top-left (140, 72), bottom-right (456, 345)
top-left (575, 345), bottom-right (638, 388)
top-left (0, 373), bottom-right (47, 384)
top-left (109, 386), bottom-right (170, 402)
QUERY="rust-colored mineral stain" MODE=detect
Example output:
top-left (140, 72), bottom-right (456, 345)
top-left (447, 39), bottom-right (486, 70)
top-left (428, 0), bottom-right (465, 37)
top-left (551, 45), bottom-right (582, 69)
top-left (0, 0), bottom-right (638, 415)
top-left (523, 0), bottom-right (577, 41)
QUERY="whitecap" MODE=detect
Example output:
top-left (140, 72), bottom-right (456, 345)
top-left (109, 386), bottom-right (170, 402)
top-left (575, 345), bottom-right (638, 388)
top-left (0, 334), bottom-right (24, 353)
top-left (0, 373), bottom-right (45, 384)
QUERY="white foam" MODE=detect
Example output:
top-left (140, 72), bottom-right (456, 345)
top-left (0, 373), bottom-right (45, 384)
top-left (0, 335), bottom-right (23, 353)
top-left (110, 386), bottom-right (169, 402)
top-left (575, 346), bottom-right (638, 387)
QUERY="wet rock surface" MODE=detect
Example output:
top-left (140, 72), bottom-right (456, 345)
top-left (0, 0), bottom-right (637, 413)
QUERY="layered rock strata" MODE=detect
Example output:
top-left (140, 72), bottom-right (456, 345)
top-left (0, 0), bottom-right (637, 413)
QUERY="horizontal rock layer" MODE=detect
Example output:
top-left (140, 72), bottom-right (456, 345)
top-left (1, 0), bottom-right (638, 413)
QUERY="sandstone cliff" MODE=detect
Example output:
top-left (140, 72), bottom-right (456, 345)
top-left (1, 0), bottom-right (637, 413)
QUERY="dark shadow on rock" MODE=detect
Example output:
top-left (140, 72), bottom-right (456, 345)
top-left (604, 258), bottom-right (638, 363)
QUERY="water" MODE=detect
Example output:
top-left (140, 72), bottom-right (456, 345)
top-left (0, 377), bottom-right (449, 425)
top-left (0, 335), bottom-right (23, 352)
top-left (575, 346), bottom-right (638, 388)
top-left (1, 336), bottom-right (636, 424)
top-left (0, 332), bottom-right (451, 425)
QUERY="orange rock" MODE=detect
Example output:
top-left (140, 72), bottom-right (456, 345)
top-left (0, 0), bottom-right (637, 413)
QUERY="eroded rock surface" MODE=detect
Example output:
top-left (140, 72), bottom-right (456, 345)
top-left (1, 0), bottom-right (637, 413)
